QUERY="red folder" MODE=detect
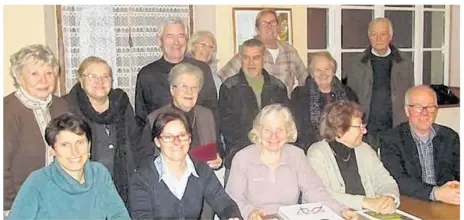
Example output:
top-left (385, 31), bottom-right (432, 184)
top-left (189, 142), bottom-right (217, 162)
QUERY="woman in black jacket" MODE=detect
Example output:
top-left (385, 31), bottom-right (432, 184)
top-left (291, 51), bottom-right (358, 152)
top-left (64, 56), bottom-right (139, 208)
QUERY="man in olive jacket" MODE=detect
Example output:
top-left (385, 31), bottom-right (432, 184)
top-left (344, 17), bottom-right (414, 149)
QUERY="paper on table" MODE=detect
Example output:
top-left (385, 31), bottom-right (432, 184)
top-left (278, 203), bottom-right (344, 220)
top-left (357, 209), bottom-right (422, 220)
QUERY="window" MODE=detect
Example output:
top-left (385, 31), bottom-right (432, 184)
top-left (58, 5), bottom-right (192, 106)
top-left (307, 5), bottom-right (450, 85)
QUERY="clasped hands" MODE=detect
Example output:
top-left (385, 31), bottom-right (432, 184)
top-left (363, 195), bottom-right (396, 214)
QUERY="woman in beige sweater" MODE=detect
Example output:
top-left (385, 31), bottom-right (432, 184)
top-left (307, 100), bottom-right (399, 214)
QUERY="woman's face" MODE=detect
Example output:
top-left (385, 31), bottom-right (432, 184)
top-left (260, 113), bottom-right (288, 152)
top-left (337, 116), bottom-right (367, 148)
top-left (51, 130), bottom-right (90, 175)
top-left (311, 56), bottom-right (335, 90)
top-left (18, 58), bottom-right (57, 100)
top-left (170, 73), bottom-right (200, 112)
top-left (79, 62), bottom-right (112, 101)
top-left (193, 35), bottom-right (215, 63)
top-left (155, 120), bottom-right (191, 162)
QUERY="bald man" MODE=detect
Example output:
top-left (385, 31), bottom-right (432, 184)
top-left (380, 85), bottom-right (460, 205)
top-left (344, 17), bottom-right (414, 150)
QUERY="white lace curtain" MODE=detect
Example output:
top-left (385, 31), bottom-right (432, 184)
top-left (60, 5), bottom-right (191, 106)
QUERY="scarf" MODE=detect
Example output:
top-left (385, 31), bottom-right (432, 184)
top-left (15, 87), bottom-right (54, 165)
top-left (308, 76), bottom-right (348, 129)
top-left (71, 83), bottom-right (130, 205)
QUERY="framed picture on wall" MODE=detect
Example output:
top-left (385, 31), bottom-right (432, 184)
top-left (232, 8), bottom-right (293, 53)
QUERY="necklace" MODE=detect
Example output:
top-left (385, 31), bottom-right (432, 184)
top-left (331, 149), bottom-right (352, 162)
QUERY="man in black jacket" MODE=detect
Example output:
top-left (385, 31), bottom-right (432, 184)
top-left (134, 19), bottom-right (218, 129)
top-left (380, 85), bottom-right (460, 205)
top-left (219, 39), bottom-right (290, 173)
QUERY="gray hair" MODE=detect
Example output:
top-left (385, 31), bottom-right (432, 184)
top-left (368, 17), bottom-right (394, 37)
top-left (185, 30), bottom-right (217, 64)
top-left (9, 44), bottom-right (59, 87)
top-left (239, 38), bottom-right (265, 57)
top-left (159, 18), bottom-right (187, 37)
top-left (308, 51), bottom-right (338, 75)
top-left (248, 104), bottom-right (297, 144)
top-left (404, 85), bottom-right (438, 106)
top-left (168, 63), bottom-right (204, 89)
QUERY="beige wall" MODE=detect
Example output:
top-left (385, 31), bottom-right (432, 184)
top-left (3, 5), bottom-right (58, 97)
top-left (449, 5), bottom-right (460, 87)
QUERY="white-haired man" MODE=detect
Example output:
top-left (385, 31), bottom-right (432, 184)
top-left (380, 85), bottom-right (460, 205)
top-left (345, 17), bottom-right (414, 149)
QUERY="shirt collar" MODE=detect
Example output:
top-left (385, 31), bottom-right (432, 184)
top-left (409, 123), bottom-right (437, 145)
top-left (154, 154), bottom-right (199, 182)
top-left (371, 47), bottom-right (392, 57)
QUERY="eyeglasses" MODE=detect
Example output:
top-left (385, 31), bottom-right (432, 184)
top-left (408, 104), bottom-right (438, 113)
top-left (159, 133), bottom-right (191, 143)
top-left (297, 205), bottom-right (324, 215)
top-left (259, 20), bottom-right (278, 28)
top-left (351, 123), bottom-right (367, 129)
top-left (195, 42), bottom-right (215, 51)
top-left (173, 84), bottom-right (200, 93)
top-left (82, 73), bottom-right (112, 82)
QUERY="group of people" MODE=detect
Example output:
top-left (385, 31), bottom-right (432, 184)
top-left (3, 8), bottom-right (460, 220)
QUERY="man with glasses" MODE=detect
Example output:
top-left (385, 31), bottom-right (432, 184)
top-left (134, 19), bottom-right (218, 129)
top-left (217, 9), bottom-right (308, 96)
top-left (380, 85), bottom-right (460, 204)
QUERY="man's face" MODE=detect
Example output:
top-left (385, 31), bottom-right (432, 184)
top-left (256, 12), bottom-right (279, 42)
top-left (368, 21), bottom-right (393, 53)
top-left (405, 88), bottom-right (438, 134)
top-left (159, 23), bottom-right (187, 62)
top-left (241, 46), bottom-right (264, 77)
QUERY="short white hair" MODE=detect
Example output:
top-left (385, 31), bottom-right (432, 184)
top-left (368, 17), bottom-right (394, 37)
top-left (168, 63), bottom-right (204, 89)
top-left (248, 104), bottom-right (297, 144)
top-left (404, 85), bottom-right (438, 105)
top-left (159, 18), bottom-right (187, 37)
top-left (185, 30), bottom-right (217, 64)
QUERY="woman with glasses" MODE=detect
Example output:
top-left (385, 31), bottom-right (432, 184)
top-left (307, 100), bottom-right (399, 214)
top-left (129, 110), bottom-right (242, 220)
top-left (64, 56), bottom-right (139, 208)
top-left (186, 30), bottom-right (222, 96)
top-left (226, 104), bottom-right (357, 220)
top-left (291, 51), bottom-right (358, 152)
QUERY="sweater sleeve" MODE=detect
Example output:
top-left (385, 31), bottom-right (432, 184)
top-left (7, 173), bottom-right (40, 220)
top-left (203, 165), bottom-right (242, 220)
top-left (290, 46), bottom-right (309, 87)
top-left (225, 153), bottom-right (256, 220)
top-left (129, 171), bottom-right (154, 219)
top-left (135, 69), bottom-right (150, 128)
top-left (217, 53), bottom-right (241, 81)
top-left (297, 148), bottom-right (345, 214)
top-left (99, 165), bottom-right (130, 220)
top-left (3, 110), bottom-right (19, 211)
top-left (306, 144), bottom-right (366, 210)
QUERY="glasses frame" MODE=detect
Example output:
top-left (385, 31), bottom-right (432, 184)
top-left (158, 133), bottom-right (191, 143)
top-left (407, 104), bottom-right (438, 113)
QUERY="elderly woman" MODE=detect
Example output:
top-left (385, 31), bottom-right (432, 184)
top-left (64, 56), bottom-right (138, 207)
top-left (225, 104), bottom-right (357, 220)
top-left (129, 110), bottom-right (242, 220)
top-left (291, 51), bottom-right (358, 151)
top-left (307, 100), bottom-right (399, 214)
top-left (8, 113), bottom-right (129, 219)
top-left (3, 44), bottom-right (68, 213)
top-left (186, 30), bottom-right (222, 95)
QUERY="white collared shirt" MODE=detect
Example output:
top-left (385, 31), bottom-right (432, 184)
top-left (371, 47), bottom-right (392, 57)
top-left (154, 154), bottom-right (199, 200)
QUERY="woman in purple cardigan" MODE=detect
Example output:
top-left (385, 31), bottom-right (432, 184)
top-left (225, 104), bottom-right (358, 220)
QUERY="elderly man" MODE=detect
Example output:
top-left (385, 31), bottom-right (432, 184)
top-left (217, 9), bottom-right (308, 96)
top-left (380, 85), bottom-right (460, 205)
top-left (219, 39), bottom-right (290, 174)
top-left (345, 17), bottom-right (414, 149)
top-left (135, 19), bottom-right (218, 129)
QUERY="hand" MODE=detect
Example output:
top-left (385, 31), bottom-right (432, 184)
top-left (435, 181), bottom-right (460, 205)
top-left (207, 153), bottom-right (223, 169)
top-left (248, 209), bottom-right (265, 220)
top-left (341, 208), bottom-right (358, 220)
top-left (363, 196), bottom-right (395, 214)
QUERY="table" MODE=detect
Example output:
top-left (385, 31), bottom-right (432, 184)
top-left (399, 195), bottom-right (460, 220)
